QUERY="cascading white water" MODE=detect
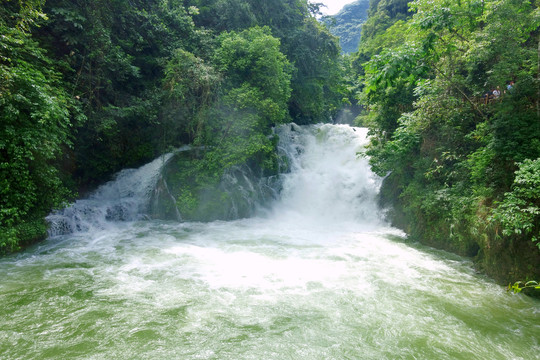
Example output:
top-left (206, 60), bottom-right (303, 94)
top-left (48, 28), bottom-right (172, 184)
top-left (46, 152), bottom-right (175, 235)
top-left (1, 124), bottom-right (539, 360)
top-left (45, 124), bottom-right (383, 234)
top-left (273, 123), bottom-right (383, 227)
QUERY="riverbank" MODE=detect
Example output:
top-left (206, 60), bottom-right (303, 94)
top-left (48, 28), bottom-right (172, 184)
top-left (379, 173), bottom-right (540, 296)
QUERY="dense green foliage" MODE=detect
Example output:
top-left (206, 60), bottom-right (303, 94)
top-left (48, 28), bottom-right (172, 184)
top-left (323, 0), bottom-right (370, 54)
top-left (40, 0), bottom-right (204, 183)
top-left (186, 0), bottom-right (346, 124)
top-left (353, 0), bottom-right (540, 284)
top-left (165, 26), bottom-right (292, 220)
top-left (4, 0), bottom-right (537, 291)
top-left (492, 159), bottom-right (540, 248)
top-left (0, 0), bottom-right (78, 252)
top-left (0, 0), bottom-right (344, 253)
top-left (353, 0), bottom-right (411, 67)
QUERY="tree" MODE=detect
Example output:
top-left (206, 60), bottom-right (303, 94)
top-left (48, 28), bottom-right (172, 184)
top-left (162, 48), bottom-right (220, 146)
top-left (0, 0), bottom-right (78, 252)
top-left (164, 27), bottom-right (293, 221)
top-left (354, 0), bottom-right (540, 281)
top-left (40, 0), bottom-right (204, 185)
top-left (209, 26), bottom-right (292, 166)
top-left (492, 158), bottom-right (540, 249)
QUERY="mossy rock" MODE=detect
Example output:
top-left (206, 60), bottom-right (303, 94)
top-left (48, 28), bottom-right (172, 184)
top-left (150, 150), bottom-right (278, 222)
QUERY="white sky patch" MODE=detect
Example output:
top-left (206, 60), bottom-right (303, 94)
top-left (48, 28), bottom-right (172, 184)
top-left (316, 0), bottom-right (358, 15)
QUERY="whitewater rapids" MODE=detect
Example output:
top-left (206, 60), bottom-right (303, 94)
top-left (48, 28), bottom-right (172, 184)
top-left (0, 124), bottom-right (538, 359)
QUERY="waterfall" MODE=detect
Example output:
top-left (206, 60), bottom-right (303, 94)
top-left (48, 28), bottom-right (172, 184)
top-left (6, 124), bottom-right (539, 360)
top-left (46, 124), bottom-right (382, 235)
top-left (46, 153), bottom-right (176, 236)
top-left (272, 123), bottom-right (383, 226)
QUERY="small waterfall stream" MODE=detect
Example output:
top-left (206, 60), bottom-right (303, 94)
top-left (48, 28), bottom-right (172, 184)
top-left (46, 152), bottom-right (176, 235)
top-left (1, 124), bottom-right (538, 360)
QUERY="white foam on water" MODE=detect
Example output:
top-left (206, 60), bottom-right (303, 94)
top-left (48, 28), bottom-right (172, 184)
top-left (1, 124), bottom-right (539, 360)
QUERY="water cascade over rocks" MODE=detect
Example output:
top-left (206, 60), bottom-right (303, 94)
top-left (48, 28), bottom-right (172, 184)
top-left (46, 152), bottom-right (177, 236)
top-left (47, 124), bottom-right (382, 234)
top-left (273, 123), bottom-right (383, 226)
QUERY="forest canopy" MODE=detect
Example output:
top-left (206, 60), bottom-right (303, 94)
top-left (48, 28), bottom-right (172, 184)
top-left (0, 0), bottom-right (345, 253)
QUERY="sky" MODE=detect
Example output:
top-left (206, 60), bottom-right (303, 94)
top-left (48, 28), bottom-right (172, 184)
top-left (317, 0), bottom-right (358, 15)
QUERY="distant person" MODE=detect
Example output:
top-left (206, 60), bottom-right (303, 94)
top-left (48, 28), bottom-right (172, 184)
top-left (507, 80), bottom-right (515, 92)
top-left (492, 86), bottom-right (501, 99)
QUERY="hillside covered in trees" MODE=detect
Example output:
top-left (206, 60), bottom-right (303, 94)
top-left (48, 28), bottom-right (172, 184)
top-left (0, 0), bottom-right (345, 253)
top-left (350, 0), bottom-right (540, 285)
top-left (323, 0), bottom-right (370, 54)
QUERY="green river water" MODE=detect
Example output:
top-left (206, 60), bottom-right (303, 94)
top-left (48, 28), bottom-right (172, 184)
top-left (1, 125), bottom-right (538, 359)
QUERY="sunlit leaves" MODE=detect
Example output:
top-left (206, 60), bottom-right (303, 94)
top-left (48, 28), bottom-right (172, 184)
top-left (354, 0), bottom-right (540, 279)
top-left (206, 27), bottom-right (291, 166)
top-left (491, 159), bottom-right (540, 248)
top-left (508, 280), bottom-right (540, 294)
top-left (214, 26), bottom-right (292, 125)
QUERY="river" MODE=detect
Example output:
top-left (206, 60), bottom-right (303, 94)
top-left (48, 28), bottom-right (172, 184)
top-left (0, 124), bottom-right (538, 359)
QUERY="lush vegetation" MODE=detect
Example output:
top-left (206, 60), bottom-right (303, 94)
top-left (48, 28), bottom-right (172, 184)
top-left (323, 0), bottom-right (370, 54)
top-left (351, 0), bottom-right (540, 284)
top-left (0, 0), bottom-right (79, 252)
top-left (2, 0), bottom-right (539, 290)
top-left (0, 0), bottom-right (345, 253)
